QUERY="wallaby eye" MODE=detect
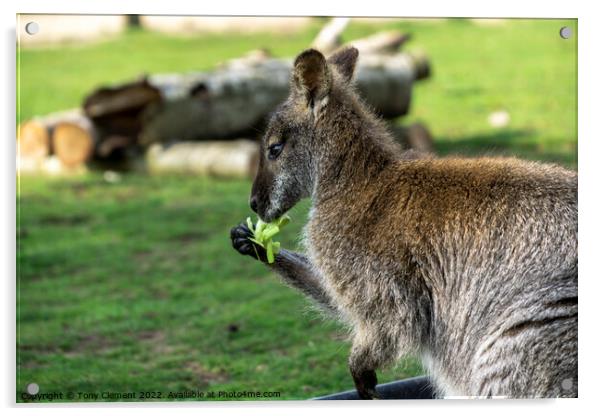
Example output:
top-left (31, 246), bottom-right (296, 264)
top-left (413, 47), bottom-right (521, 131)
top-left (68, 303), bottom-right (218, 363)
top-left (267, 143), bottom-right (284, 160)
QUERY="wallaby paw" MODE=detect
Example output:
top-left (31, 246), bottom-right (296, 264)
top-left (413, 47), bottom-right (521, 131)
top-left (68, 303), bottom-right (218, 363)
top-left (230, 223), bottom-right (267, 262)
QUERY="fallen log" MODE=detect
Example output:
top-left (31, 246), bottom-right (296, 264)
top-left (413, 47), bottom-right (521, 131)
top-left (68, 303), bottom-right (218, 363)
top-left (17, 109), bottom-right (99, 165)
top-left (146, 139), bottom-right (259, 178)
top-left (82, 77), bottom-right (162, 157)
top-left (311, 18), bottom-right (410, 55)
top-left (52, 118), bottom-right (97, 167)
top-left (76, 17), bottom-right (430, 147)
top-left (19, 49), bottom-right (430, 172)
top-left (18, 109), bottom-right (85, 159)
top-left (311, 17), bottom-right (350, 54)
top-left (129, 52), bottom-right (429, 145)
top-left (17, 108), bottom-right (137, 169)
top-left (347, 31), bottom-right (412, 55)
top-left (83, 77), bottom-right (162, 130)
top-left (18, 120), bottom-right (50, 161)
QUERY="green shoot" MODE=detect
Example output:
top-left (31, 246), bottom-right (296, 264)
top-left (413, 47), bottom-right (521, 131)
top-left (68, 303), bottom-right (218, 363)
top-left (246, 215), bottom-right (291, 264)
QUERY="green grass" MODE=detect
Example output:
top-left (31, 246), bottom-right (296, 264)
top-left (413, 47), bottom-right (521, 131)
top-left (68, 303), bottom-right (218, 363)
top-left (17, 18), bottom-right (577, 402)
top-left (17, 174), bottom-right (422, 402)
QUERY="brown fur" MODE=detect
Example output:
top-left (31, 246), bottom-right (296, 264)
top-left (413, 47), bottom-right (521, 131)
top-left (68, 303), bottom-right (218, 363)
top-left (231, 47), bottom-right (577, 399)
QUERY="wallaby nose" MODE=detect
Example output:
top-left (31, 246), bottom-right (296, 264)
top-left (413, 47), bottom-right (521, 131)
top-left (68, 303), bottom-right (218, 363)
top-left (249, 195), bottom-right (259, 213)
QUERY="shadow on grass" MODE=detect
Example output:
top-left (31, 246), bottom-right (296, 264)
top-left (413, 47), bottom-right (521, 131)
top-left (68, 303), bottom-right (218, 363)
top-left (434, 129), bottom-right (577, 168)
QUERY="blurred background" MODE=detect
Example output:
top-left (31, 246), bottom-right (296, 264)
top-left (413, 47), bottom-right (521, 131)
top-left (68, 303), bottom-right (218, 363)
top-left (16, 15), bottom-right (577, 401)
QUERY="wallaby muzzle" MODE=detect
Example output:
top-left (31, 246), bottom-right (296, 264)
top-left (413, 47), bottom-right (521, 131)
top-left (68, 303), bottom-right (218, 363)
top-left (250, 165), bottom-right (276, 221)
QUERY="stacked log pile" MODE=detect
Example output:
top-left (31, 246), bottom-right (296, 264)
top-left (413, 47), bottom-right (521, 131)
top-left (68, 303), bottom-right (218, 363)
top-left (17, 19), bottom-right (433, 177)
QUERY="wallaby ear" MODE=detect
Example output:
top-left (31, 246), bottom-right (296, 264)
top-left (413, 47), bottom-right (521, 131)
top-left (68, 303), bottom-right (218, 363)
top-left (292, 49), bottom-right (331, 105)
top-left (327, 47), bottom-right (359, 83)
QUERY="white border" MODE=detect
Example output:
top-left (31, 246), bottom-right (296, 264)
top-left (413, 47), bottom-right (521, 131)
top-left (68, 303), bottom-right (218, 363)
top-left (3, 1), bottom-right (601, 415)
top-left (7, 0), bottom-right (584, 18)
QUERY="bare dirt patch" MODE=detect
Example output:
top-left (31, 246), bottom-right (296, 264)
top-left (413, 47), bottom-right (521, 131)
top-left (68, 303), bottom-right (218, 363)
top-left (186, 361), bottom-right (229, 385)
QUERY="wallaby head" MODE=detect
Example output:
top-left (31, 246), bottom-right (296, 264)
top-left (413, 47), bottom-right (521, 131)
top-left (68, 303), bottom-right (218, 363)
top-left (250, 47), bottom-right (362, 222)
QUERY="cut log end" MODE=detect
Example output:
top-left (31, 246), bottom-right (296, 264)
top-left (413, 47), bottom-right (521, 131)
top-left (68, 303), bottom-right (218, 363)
top-left (408, 51), bottom-right (431, 81)
top-left (390, 122), bottom-right (435, 154)
top-left (52, 122), bottom-right (95, 167)
top-left (18, 120), bottom-right (50, 160)
top-left (405, 123), bottom-right (434, 153)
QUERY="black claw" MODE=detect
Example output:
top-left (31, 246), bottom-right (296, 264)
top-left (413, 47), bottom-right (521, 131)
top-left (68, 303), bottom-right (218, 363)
top-left (238, 243), bottom-right (251, 253)
top-left (231, 223), bottom-right (252, 239)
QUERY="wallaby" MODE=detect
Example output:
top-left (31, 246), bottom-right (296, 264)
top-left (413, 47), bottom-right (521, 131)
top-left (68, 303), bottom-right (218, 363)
top-left (230, 46), bottom-right (577, 399)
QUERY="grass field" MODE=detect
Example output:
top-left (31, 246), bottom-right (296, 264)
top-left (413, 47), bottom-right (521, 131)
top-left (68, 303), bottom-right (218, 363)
top-left (17, 18), bottom-right (577, 402)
